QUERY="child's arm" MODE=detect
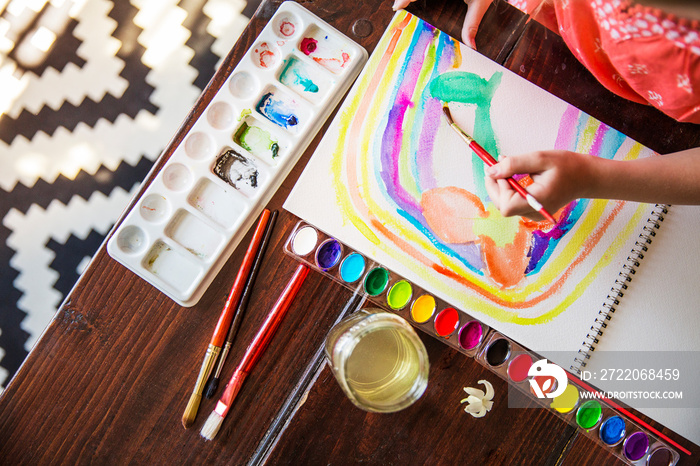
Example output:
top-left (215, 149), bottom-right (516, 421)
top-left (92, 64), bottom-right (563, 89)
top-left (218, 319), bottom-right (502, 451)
top-left (484, 148), bottom-right (700, 220)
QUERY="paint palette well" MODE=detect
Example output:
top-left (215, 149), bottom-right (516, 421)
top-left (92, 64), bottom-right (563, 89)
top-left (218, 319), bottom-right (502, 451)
top-left (107, 3), bottom-right (367, 306)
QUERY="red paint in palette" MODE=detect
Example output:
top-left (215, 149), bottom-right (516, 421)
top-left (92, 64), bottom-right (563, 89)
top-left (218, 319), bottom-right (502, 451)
top-left (300, 37), bottom-right (318, 54)
top-left (279, 21), bottom-right (295, 37)
top-left (507, 353), bottom-right (533, 383)
top-left (434, 307), bottom-right (459, 337)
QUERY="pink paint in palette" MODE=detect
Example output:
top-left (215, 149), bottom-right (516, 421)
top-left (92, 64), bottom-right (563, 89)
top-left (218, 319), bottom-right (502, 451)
top-left (107, 3), bottom-right (367, 306)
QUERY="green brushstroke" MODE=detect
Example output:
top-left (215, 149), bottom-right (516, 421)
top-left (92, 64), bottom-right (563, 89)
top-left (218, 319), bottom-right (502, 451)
top-left (430, 71), bottom-right (503, 198)
top-left (234, 122), bottom-right (280, 159)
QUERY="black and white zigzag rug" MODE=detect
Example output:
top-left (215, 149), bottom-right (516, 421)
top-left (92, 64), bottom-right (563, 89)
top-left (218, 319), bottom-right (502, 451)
top-left (0, 0), bottom-right (261, 392)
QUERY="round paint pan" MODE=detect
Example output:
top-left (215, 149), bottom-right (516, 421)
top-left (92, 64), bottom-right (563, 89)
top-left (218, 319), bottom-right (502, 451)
top-left (575, 400), bottom-right (603, 430)
top-left (623, 431), bottom-right (650, 462)
top-left (550, 384), bottom-right (579, 414)
top-left (434, 308), bottom-right (459, 337)
top-left (291, 226), bottom-right (318, 256)
top-left (507, 353), bottom-right (533, 383)
top-left (315, 238), bottom-right (342, 270)
top-left (363, 267), bottom-right (389, 296)
top-left (410, 295), bottom-right (435, 324)
top-left (339, 253), bottom-right (366, 283)
top-left (485, 338), bottom-right (511, 367)
top-left (646, 446), bottom-right (674, 466)
top-left (458, 320), bottom-right (483, 351)
top-left (599, 415), bottom-right (626, 446)
top-left (387, 280), bottom-right (412, 310)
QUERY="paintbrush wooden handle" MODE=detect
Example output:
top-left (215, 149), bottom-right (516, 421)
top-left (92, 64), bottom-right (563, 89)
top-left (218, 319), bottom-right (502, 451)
top-left (211, 209), bottom-right (271, 347)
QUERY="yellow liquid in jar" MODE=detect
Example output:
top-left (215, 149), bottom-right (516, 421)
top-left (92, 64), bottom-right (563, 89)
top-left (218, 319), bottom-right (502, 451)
top-left (345, 326), bottom-right (422, 408)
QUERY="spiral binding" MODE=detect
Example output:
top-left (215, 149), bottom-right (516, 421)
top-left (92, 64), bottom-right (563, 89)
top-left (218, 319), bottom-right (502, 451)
top-left (570, 204), bottom-right (669, 375)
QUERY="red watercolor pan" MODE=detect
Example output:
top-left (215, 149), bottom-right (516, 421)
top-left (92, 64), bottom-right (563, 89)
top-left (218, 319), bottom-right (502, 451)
top-left (507, 353), bottom-right (533, 383)
top-left (434, 307), bottom-right (459, 337)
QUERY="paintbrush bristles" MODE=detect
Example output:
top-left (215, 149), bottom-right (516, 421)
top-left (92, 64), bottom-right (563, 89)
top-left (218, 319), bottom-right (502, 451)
top-left (200, 411), bottom-right (224, 441)
top-left (204, 377), bottom-right (220, 399)
top-left (182, 392), bottom-right (202, 428)
top-left (442, 103), bottom-right (455, 125)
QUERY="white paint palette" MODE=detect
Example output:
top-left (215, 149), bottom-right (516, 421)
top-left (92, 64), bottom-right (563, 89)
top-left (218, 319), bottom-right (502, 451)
top-left (107, 2), bottom-right (368, 306)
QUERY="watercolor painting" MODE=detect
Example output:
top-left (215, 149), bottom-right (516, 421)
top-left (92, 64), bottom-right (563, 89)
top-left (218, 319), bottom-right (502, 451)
top-left (285, 11), bottom-right (657, 352)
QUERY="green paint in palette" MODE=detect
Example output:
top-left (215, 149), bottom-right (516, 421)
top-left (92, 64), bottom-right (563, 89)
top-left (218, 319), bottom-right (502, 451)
top-left (387, 280), bottom-right (412, 310)
top-left (576, 400), bottom-right (602, 430)
top-left (234, 121), bottom-right (280, 159)
top-left (364, 267), bottom-right (389, 296)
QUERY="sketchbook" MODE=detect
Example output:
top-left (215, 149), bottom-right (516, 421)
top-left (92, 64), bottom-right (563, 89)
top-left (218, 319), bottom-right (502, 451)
top-left (284, 11), bottom-right (700, 444)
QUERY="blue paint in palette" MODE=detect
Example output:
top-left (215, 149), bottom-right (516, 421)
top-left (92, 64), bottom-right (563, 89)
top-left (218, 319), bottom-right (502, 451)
top-left (599, 416), bottom-right (626, 446)
top-left (316, 239), bottom-right (342, 270)
top-left (257, 91), bottom-right (299, 129)
top-left (340, 252), bottom-right (365, 283)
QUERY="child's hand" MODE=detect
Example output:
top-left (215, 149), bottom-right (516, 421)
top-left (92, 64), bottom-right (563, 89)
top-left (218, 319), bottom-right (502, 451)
top-left (391, 0), bottom-right (493, 49)
top-left (484, 150), bottom-right (595, 220)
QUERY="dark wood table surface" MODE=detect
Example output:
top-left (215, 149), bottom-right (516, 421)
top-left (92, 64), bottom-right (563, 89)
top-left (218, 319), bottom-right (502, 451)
top-left (1, 0), bottom-right (698, 464)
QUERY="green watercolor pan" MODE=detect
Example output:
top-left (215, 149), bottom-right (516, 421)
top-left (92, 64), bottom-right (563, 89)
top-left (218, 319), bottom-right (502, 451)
top-left (107, 3), bottom-right (368, 306)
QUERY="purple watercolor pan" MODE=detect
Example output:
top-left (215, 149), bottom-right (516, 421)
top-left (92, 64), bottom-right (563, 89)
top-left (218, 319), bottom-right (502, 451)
top-left (315, 238), bottom-right (342, 270)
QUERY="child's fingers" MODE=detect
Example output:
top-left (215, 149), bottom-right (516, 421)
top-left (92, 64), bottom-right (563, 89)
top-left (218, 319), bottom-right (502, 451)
top-left (462, 0), bottom-right (493, 48)
top-left (487, 152), bottom-right (550, 179)
top-left (392, 0), bottom-right (414, 10)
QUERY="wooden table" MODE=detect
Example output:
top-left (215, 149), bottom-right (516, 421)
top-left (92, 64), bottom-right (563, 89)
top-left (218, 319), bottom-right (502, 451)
top-left (1, 0), bottom-right (698, 464)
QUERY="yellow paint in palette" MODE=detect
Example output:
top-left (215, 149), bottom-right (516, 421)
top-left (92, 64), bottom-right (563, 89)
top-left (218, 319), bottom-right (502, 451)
top-left (410, 294), bottom-right (436, 323)
top-left (551, 384), bottom-right (579, 413)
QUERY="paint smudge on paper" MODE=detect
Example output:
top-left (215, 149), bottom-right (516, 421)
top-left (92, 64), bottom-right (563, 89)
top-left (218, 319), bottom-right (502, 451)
top-left (256, 91), bottom-right (300, 129)
top-left (214, 149), bottom-right (260, 195)
top-left (234, 121), bottom-right (281, 161)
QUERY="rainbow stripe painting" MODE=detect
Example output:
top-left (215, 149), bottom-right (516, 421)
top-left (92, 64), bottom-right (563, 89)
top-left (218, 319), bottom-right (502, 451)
top-left (285, 11), bottom-right (658, 352)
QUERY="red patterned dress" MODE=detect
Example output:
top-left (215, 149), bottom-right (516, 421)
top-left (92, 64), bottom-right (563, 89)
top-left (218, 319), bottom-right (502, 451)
top-left (509, 0), bottom-right (700, 123)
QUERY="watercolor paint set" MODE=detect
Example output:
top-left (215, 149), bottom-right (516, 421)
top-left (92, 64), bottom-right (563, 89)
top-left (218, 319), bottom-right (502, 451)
top-left (106, 2), bottom-right (367, 306)
top-left (478, 331), bottom-right (681, 465)
top-left (283, 220), bottom-right (680, 465)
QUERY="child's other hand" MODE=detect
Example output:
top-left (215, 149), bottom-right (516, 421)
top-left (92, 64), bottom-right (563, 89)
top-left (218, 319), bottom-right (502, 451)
top-left (484, 151), bottom-right (595, 220)
top-left (391, 0), bottom-right (493, 49)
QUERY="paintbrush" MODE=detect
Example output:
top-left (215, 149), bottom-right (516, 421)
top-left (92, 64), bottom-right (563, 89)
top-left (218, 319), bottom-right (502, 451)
top-left (182, 209), bottom-right (271, 429)
top-left (204, 210), bottom-right (278, 399)
top-left (441, 103), bottom-right (557, 224)
top-left (200, 263), bottom-right (310, 441)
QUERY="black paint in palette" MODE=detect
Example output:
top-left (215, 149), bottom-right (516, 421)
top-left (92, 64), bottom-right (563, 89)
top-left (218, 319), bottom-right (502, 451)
top-left (214, 148), bottom-right (259, 191)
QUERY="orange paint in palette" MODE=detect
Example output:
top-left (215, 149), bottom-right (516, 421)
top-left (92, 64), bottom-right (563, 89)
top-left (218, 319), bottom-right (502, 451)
top-left (284, 221), bottom-right (681, 465)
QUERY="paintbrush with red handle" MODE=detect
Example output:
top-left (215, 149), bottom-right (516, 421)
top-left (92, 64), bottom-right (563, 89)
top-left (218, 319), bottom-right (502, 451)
top-left (442, 104), bottom-right (557, 224)
top-left (200, 263), bottom-right (310, 440)
top-left (181, 208), bottom-right (271, 428)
